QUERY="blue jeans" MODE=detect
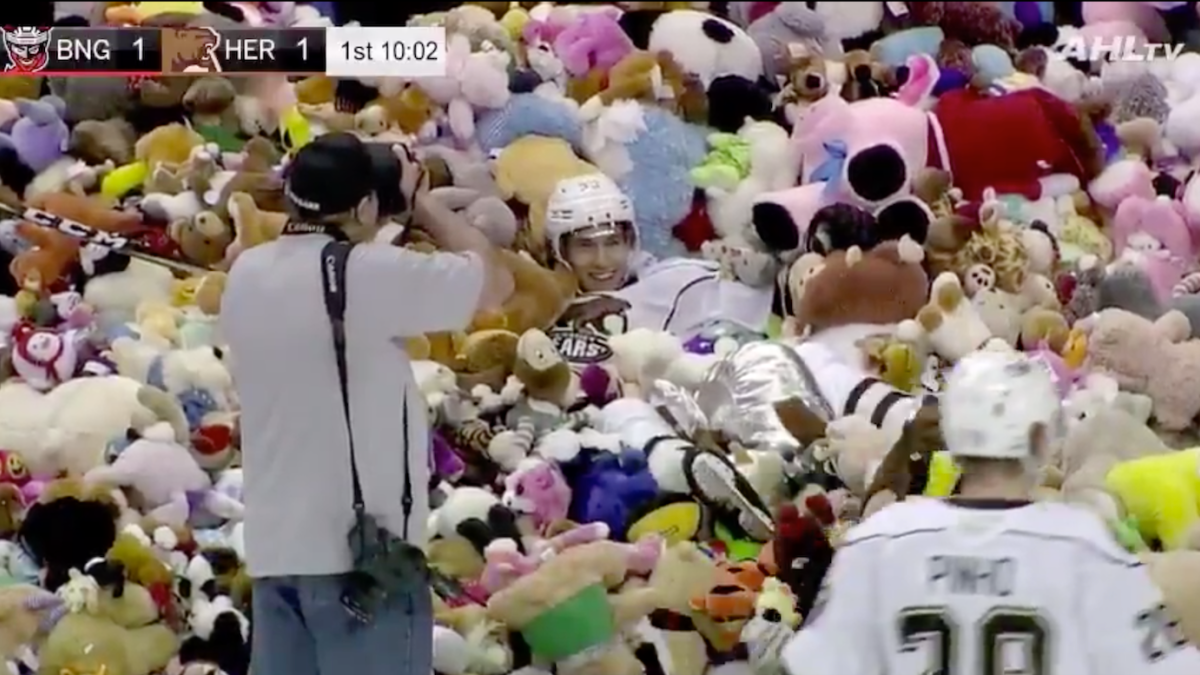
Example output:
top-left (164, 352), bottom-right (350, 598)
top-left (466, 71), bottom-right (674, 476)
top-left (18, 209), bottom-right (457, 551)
top-left (251, 575), bottom-right (432, 675)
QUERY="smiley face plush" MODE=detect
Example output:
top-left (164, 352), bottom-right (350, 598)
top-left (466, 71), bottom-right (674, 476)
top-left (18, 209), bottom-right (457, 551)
top-left (0, 450), bottom-right (31, 490)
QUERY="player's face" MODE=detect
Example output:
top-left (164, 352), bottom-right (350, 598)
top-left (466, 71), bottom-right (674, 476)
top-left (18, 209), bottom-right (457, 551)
top-left (8, 40), bottom-right (45, 69)
top-left (563, 225), bottom-right (633, 292)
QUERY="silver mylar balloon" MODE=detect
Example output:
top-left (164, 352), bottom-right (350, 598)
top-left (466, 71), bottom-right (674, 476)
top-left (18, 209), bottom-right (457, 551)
top-left (646, 379), bottom-right (708, 438)
top-left (695, 340), bottom-right (834, 454)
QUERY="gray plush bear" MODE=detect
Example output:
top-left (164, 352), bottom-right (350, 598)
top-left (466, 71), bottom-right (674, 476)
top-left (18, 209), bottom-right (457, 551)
top-left (1097, 263), bottom-right (1200, 338)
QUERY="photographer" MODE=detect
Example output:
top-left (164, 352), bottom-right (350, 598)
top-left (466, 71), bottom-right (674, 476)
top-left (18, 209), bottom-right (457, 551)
top-left (219, 133), bottom-right (506, 675)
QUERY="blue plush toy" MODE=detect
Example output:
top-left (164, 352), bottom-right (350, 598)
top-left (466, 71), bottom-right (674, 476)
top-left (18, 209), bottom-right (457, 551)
top-left (476, 93), bottom-right (584, 154)
top-left (606, 106), bottom-right (707, 259)
top-left (565, 447), bottom-right (659, 538)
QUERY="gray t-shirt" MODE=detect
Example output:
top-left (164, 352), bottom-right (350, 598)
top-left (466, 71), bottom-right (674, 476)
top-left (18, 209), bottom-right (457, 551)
top-left (220, 234), bottom-right (483, 577)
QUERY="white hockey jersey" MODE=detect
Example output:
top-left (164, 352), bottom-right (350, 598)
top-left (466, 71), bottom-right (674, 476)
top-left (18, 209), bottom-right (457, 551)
top-left (551, 258), bottom-right (773, 363)
top-left (782, 498), bottom-right (1200, 675)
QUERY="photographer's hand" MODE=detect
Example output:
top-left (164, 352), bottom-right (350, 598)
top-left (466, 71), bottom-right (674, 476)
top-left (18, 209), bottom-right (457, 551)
top-left (410, 185), bottom-right (513, 312)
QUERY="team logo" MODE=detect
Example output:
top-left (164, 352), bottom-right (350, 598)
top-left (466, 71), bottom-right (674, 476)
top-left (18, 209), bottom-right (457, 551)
top-left (550, 294), bottom-right (630, 365)
top-left (2, 26), bottom-right (50, 73)
top-left (548, 328), bottom-right (613, 364)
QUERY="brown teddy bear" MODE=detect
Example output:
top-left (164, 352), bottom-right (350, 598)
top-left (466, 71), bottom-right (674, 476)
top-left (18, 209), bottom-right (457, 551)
top-left (793, 236), bottom-right (929, 336)
top-left (168, 211), bottom-right (234, 267)
top-left (576, 50), bottom-right (706, 123)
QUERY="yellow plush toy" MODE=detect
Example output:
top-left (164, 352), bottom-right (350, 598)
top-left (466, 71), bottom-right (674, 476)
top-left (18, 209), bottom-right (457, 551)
top-left (924, 451), bottom-right (963, 497)
top-left (134, 300), bottom-right (182, 346)
top-left (103, 123), bottom-right (205, 198)
top-left (1106, 448), bottom-right (1200, 550)
top-left (493, 136), bottom-right (601, 265)
top-left (40, 571), bottom-right (178, 675)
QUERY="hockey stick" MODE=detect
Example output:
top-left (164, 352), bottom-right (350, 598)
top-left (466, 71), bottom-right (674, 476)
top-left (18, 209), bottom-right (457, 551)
top-left (0, 201), bottom-right (210, 276)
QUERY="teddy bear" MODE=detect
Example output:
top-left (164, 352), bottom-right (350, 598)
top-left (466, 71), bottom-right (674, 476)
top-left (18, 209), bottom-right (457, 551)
top-left (1077, 308), bottom-right (1200, 430)
top-left (500, 457), bottom-right (572, 533)
top-left (1056, 387), bottom-right (1172, 539)
top-left (220, 190), bottom-right (287, 268)
top-left (168, 210), bottom-right (234, 268)
top-left (790, 236), bottom-right (929, 387)
top-left (576, 50), bottom-right (703, 122)
top-left (492, 136), bottom-right (601, 266)
top-left (433, 599), bottom-right (515, 675)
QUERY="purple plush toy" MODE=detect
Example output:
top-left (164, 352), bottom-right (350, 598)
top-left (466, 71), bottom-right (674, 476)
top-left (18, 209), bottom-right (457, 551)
top-left (0, 96), bottom-right (68, 174)
top-left (431, 430), bottom-right (465, 482)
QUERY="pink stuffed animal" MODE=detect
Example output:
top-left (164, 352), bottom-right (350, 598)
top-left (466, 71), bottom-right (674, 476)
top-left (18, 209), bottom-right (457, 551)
top-left (417, 33), bottom-right (511, 143)
top-left (1110, 195), bottom-right (1197, 302)
top-left (552, 8), bottom-right (634, 77)
top-left (481, 522), bottom-right (609, 594)
top-left (481, 526), bottom-right (662, 595)
top-left (523, 15), bottom-right (567, 47)
top-left (753, 52), bottom-right (1100, 254)
top-left (1082, 2), bottom-right (1169, 41)
top-left (501, 457), bottom-right (571, 532)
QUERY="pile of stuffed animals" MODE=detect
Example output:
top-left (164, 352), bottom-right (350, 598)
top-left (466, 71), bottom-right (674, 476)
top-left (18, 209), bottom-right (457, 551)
top-left (4, 1), bottom-right (1200, 674)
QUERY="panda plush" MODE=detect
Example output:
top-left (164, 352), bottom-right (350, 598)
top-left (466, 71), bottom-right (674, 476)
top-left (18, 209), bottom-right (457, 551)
top-left (429, 485), bottom-right (523, 555)
top-left (618, 8), bottom-right (764, 87)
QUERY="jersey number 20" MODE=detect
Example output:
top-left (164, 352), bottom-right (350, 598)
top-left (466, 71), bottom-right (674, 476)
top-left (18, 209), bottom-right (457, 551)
top-left (898, 606), bottom-right (1049, 674)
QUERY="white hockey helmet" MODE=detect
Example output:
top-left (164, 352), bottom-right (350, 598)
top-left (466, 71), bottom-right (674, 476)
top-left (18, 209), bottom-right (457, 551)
top-left (940, 350), bottom-right (1062, 460)
top-left (545, 173), bottom-right (635, 260)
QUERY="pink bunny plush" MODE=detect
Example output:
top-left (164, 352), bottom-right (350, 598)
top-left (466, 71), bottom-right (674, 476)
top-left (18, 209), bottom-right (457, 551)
top-left (1110, 195), bottom-right (1198, 302)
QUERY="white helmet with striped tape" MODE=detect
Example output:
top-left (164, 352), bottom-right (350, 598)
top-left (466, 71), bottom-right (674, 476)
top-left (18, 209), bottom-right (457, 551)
top-left (545, 173), bottom-right (635, 261)
top-left (940, 350), bottom-right (1062, 460)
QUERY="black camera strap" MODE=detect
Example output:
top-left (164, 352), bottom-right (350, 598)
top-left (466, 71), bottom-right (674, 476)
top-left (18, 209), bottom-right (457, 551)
top-left (319, 240), bottom-right (414, 543)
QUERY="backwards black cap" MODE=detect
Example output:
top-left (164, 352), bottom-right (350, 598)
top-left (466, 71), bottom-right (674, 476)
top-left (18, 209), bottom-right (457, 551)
top-left (284, 132), bottom-right (375, 216)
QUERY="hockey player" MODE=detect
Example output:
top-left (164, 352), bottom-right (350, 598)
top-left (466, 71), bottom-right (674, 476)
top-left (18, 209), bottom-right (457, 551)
top-left (781, 350), bottom-right (1200, 675)
top-left (544, 173), bottom-right (774, 361)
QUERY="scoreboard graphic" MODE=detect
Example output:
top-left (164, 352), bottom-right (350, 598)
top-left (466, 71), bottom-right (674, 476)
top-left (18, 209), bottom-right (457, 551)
top-left (0, 25), bottom-right (445, 78)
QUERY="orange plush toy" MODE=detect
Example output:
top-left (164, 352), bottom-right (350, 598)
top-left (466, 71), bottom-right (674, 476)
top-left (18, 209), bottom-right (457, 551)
top-left (10, 222), bottom-right (81, 296)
